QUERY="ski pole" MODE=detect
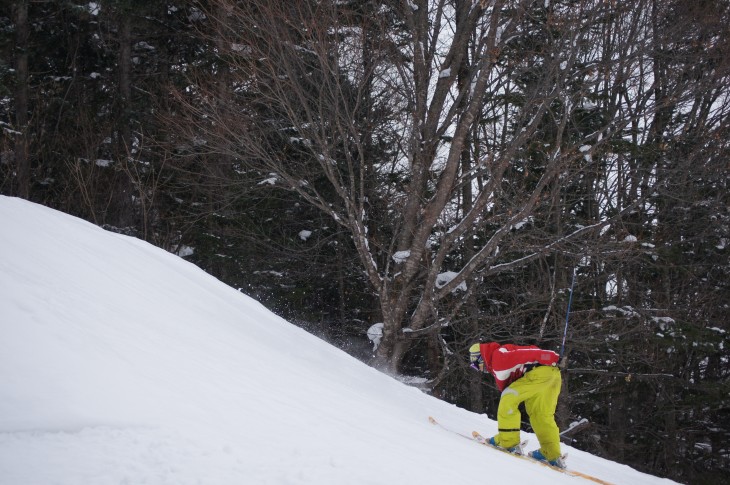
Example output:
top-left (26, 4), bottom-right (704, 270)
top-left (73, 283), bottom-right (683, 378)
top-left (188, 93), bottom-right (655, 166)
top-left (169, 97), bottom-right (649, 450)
top-left (560, 267), bottom-right (577, 358)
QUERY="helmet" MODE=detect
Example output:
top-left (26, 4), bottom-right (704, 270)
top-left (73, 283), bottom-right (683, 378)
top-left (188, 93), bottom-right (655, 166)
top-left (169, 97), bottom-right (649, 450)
top-left (469, 343), bottom-right (484, 371)
top-left (469, 343), bottom-right (481, 362)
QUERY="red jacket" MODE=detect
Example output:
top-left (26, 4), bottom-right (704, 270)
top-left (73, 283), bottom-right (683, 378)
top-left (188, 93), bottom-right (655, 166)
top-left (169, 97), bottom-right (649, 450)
top-left (478, 342), bottom-right (560, 391)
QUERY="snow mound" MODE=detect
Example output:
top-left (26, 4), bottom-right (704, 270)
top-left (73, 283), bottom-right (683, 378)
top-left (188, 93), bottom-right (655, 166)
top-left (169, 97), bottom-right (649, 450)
top-left (0, 196), bottom-right (678, 485)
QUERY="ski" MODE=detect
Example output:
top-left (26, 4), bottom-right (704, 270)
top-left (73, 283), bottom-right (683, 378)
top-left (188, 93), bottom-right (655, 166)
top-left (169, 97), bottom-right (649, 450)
top-left (428, 416), bottom-right (615, 485)
top-left (471, 430), bottom-right (528, 455)
top-left (472, 430), bottom-right (563, 466)
top-left (427, 415), bottom-right (476, 441)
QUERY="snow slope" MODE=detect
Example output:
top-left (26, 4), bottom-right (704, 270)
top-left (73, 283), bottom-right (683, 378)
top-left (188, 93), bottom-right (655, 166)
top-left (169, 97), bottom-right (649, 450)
top-left (0, 196), bottom-right (679, 485)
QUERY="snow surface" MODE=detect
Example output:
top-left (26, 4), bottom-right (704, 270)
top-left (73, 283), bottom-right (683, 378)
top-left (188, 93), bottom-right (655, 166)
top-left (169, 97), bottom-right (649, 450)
top-left (0, 196), bottom-right (679, 485)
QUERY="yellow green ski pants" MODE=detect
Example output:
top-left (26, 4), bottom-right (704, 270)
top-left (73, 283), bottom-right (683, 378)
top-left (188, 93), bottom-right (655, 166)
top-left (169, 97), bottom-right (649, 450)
top-left (494, 365), bottom-right (562, 461)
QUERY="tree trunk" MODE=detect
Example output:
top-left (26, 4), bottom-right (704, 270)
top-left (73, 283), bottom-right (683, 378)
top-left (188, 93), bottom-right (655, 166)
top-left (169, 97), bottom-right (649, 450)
top-left (118, 12), bottom-right (132, 156)
top-left (13, 0), bottom-right (30, 199)
top-left (608, 387), bottom-right (626, 462)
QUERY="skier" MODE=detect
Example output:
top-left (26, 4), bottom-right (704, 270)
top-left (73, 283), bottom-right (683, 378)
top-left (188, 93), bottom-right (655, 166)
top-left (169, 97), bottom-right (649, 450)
top-left (469, 342), bottom-right (565, 468)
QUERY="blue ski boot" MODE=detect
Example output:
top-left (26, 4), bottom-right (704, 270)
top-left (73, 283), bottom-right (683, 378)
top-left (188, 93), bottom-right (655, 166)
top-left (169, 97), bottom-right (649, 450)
top-left (528, 449), bottom-right (566, 469)
top-left (487, 436), bottom-right (524, 455)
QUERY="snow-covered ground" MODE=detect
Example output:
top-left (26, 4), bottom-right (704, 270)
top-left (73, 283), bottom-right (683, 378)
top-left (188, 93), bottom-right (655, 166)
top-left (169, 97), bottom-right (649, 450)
top-left (0, 196), bottom-right (679, 485)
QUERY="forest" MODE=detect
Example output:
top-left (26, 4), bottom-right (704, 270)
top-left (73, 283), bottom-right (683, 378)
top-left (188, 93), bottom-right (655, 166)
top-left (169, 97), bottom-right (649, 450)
top-left (1, 1), bottom-right (728, 483)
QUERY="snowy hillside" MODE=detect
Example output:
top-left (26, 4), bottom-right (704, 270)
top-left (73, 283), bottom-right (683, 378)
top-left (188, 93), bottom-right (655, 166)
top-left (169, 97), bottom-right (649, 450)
top-left (0, 196), bottom-right (679, 485)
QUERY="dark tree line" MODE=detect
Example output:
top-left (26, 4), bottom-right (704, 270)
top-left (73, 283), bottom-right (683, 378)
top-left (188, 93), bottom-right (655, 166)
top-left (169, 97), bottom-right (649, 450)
top-left (1, 1), bottom-right (728, 483)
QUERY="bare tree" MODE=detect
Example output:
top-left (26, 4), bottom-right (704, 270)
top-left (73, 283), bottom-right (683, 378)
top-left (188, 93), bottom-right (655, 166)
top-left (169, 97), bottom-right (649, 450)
top-left (169, 0), bottom-right (655, 370)
top-left (174, 0), bottom-right (694, 374)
